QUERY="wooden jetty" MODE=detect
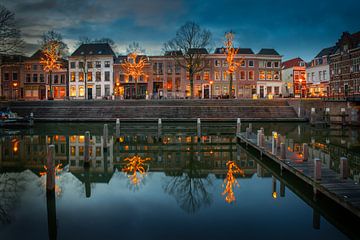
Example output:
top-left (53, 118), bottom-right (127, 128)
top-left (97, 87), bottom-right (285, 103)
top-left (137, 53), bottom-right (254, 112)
top-left (237, 130), bottom-right (360, 218)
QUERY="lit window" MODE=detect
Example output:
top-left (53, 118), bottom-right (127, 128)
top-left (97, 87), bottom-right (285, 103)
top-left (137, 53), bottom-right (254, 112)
top-left (70, 86), bottom-right (76, 97)
top-left (71, 72), bottom-right (75, 82)
top-left (223, 72), bottom-right (227, 81)
top-left (266, 71), bottom-right (272, 80)
top-left (259, 70), bottom-right (265, 80)
top-left (79, 72), bottom-right (84, 81)
top-left (79, 86), bottom-right (85, 97)
top-left (88, 72), bottom-right (92, 81)
top-left (203, 71), bottom-right (209, 81)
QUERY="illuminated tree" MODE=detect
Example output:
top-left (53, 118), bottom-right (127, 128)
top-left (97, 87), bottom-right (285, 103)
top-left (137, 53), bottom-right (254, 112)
top-left (40, 41), bottom-right (62, 100)
top-left (120, 52), bottom-right (148, 99)
top-left (223, 31), bottom-right (243, 98)
top-left (164, 22), bottom-right (211, 99)
top-left (39, 30), bottom-right (68, 56)
top-left (0, 5), bottom-right (23, 54)
top-left (222, 160), bottom-right (244, 203)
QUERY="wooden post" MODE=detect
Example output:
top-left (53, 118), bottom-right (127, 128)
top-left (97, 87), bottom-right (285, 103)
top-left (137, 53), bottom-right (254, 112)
top-left (280, 180), bottom-right (285, 197)
top-left (341, 108), bottom-right (346, 127)
top-left (310, 108), bottom-right (316, 125)
top-left (272, 176), bottom-right (277, 199)
top-left (197, 118), bottom-right (201, 141)
top-left (46, 145), bottom-right (55, 191)
top-left (260, 133), bottom-right (265, 148)
top-left (84, 131), bottom-right (90, 168)
top-left (29, 112), bottom-right (34, 127)
top-left (236, 118), bottom-right (241, 135)
top-left (115, 118), bottom-right (120, 137)
top-left (325, 108), bottom-right (330, 126)
top-left (303, 143), bottom-right (309, 161)
top-left (158, 118), bottom-right (162, 140)
top-left (271, 131), bottom-right (277, 155)
top-left (314, 158), bottom-right (321, 180)
top-left (280, 142), bottom-right (286, 160)
top-left (340, 157), bottom-right (348, 179)
top-left (103, 124), bottom-right (108, 150)
top-left (257, 130), bottom-right (262, 146)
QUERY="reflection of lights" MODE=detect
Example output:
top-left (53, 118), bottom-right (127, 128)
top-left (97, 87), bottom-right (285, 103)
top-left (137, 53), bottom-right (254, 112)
top-left (122, 155), bottom-right (151, 186)
top-left (78, 135), bottom-right (85, 143)
top-left (119, 137), bottom-right (124, 143)
top-left (210, 150), bottom-right (214, 155)
top-left (222, 161), bottom-right (244, 203)
top-left (272, 192), bottom-right (277, 199)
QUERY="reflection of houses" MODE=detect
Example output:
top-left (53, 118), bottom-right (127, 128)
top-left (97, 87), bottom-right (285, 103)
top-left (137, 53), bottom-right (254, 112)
top-left (68, 135), bottom-right (114, 172)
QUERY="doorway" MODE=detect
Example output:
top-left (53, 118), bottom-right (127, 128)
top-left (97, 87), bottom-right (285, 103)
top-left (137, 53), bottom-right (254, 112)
top-left (88, 87), bottom-right (93, 100)
top-left (260, 86), bottom-right (264, 98)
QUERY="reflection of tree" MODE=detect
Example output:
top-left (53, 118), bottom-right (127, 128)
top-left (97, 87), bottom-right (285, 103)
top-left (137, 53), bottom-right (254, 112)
top-left (122, 155), bottom-right (151, 191)
top-left (222, 161), bottom-right (244, 203)
top-left (0, 172), bottom-right (26, 224)
top-left (163, 157), bottom-right (213, 214)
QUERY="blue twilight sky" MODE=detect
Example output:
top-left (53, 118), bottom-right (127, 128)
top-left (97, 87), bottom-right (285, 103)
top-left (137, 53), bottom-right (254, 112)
top-left (3, 0), bottom-right (360, 61)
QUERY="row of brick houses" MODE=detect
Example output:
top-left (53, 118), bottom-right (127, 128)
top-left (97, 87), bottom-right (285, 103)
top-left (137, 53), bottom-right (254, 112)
top-left (1, 30), bottom-right (359, 100)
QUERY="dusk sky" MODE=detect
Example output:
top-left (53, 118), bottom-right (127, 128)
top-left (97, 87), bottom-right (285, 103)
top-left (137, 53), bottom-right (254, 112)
top-left (3, 0), bottom-right (360, 61)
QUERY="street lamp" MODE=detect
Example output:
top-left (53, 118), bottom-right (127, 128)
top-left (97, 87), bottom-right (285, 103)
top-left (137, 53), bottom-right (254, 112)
top-left (299, 78), bottom-right (302, 99)
top-left (210, 80), bottom-right (213, 99)
top-left (12, 82), bottom-right (18, 100)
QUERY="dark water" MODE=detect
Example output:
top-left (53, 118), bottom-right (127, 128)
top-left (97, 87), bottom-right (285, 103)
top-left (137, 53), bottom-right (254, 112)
top-left (0, 122), bottom-right (359, 240)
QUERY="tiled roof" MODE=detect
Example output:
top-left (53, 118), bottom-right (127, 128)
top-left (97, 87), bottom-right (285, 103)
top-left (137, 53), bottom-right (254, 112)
top-left (187, 48), bottom-right (208, 54)
top-left (0, 54), bottom-right (28, 64)
top-left (257, 48), bottom-right (280, 55)
top-left (315, 46), bottom-right (336, 58)
top-left (71, 43), bottom-right (116, 57)
top-left (164, 50), bottom-right (183, 56)
top-left (29, 49), bottom-right (45, 60)
top-left (214, 47), bottom-right (254, 54)
top-left (282, 57), bottom-right (305, 69)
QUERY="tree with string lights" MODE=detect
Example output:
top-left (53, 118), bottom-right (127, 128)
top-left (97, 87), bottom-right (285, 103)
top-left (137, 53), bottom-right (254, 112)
top-left (223, 31), bottom-right (243, 98)
top-left (40, 41), bottom-right (62, 100)
top-left (120, 51), bottom-right (148, 99)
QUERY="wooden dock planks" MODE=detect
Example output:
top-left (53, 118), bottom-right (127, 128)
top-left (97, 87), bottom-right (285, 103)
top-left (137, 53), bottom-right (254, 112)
top-left (237, 132), bottom-right (360, 218)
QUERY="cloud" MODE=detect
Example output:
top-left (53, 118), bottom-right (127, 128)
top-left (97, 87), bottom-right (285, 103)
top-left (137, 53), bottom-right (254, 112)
top-left (2, 0), bottom-right (360, 60)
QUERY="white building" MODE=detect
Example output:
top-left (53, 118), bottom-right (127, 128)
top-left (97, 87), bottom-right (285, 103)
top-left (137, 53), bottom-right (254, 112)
top-left (255, 49), bottom-right (283, 98)
top-left (68, 43), bottom-right (116, 99)
top-left (306, 46), bottom-right (334, 97)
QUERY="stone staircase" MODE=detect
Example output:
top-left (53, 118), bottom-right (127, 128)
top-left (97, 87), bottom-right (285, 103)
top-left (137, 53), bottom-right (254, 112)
top-left (1, 99), bottom-right (300, 121)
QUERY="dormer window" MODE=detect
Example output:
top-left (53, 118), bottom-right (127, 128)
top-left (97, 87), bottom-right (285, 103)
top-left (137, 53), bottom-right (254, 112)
top-left (80, 51), bottom-right (84, 55)
top-left (98, 51), bottom-right (102, 54)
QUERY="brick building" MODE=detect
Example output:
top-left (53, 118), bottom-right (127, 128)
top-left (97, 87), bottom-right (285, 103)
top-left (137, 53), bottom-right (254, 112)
top-left (281, 57), bottom-right (307, 98)
top-left (0, 55), bottom-right (27, 100)
top-left (329, 31), bottom-right (360, 97)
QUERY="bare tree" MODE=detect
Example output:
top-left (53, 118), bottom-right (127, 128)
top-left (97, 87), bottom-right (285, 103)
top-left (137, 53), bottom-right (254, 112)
top-left (39, 30), bottom-right (69, 57)
top-left (0, 5), bottom-right (23, 55)
top-left (126, 42), bottom-right (145, 54)
top-left (164, 22), bottom-right (211, 99)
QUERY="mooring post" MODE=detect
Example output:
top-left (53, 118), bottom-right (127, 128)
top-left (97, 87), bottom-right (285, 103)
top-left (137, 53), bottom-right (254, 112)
top-left (46, 145), bottom-right (55, 191)
top-left (325, 108), bottom-right (330, 126)
top-left (310, 108), bottom-right (316, 126)
top-left (340, 157), bottom-right (348, 179)
top-left (257, 130), bottom-right (262, 146)
top-left (103, 124), bottom-right (108, 151)
top-left (351, 109), bottom-right (358, 126)
top-left (314, 158), bottom-right (321, 181)
top-left (260, 133), bottom-right (265, 148)
top-left (115, 118), bottom-right (120, 137)
top-left (158, 118), bottom-right (162, 140)
top-left (84, 131), bottom-right (90, 168)
top-left (271, 131), bottom-right (278, 155)
top-left (280, 180), bottom-right (285, 197)
top-left (197, 118), bottom-right (201, 141)
top-left (280, 142), bottom-right (286, 160)
top-left (276, 133), bottom-right (281, 151)
top-left (272, 176), bottom-right (277, 199)
top-left (341, 108), bottom-right (346, 127)
top-left (303, 143), bottom-right (309, 161)
top-left (245, 127), bottom-right (250, 139)
top-left (236, 118), bottom-right (241, 135)
top-left (248, 123), bottom-right (252, 133)
top-left (30, 112), bottom-right (34, 127)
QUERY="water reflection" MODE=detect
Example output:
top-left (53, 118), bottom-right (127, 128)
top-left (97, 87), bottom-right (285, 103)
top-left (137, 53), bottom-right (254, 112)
top-left (222, 161), bottom-right (244, 203)
top-left (0, 123), bottom-right (359, 239)
top-left (122, 155), bottom-right (151, 189)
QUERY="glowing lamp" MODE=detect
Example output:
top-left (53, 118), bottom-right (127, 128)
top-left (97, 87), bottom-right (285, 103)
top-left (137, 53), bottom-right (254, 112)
top-left (272, 192), bottom-right (277, 199)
